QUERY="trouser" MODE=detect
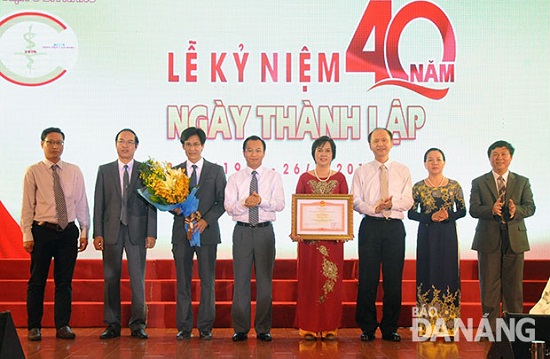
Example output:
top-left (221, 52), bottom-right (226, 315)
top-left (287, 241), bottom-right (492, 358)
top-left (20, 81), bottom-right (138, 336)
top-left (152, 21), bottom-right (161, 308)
top-left (103, 224), bottom-right (147, 331)
top-left (356, 216), bottom-right (405, 335)
top-left (27, 222), bottom-right (79, 329)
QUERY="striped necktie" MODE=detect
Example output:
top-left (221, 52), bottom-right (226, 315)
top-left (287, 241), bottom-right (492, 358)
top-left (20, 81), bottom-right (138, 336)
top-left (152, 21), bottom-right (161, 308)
top-left (497, 176), bottom-right (506, 201)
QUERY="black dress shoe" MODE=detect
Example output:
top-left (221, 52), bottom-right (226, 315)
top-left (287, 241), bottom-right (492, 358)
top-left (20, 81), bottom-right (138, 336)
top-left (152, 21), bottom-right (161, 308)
top-left (131, 328), bottom-right (148, 339)
top-left (232, 332), bottom-right (247, 342)
top-left (99, 326), bottom-right (120, 339)
top-left (360, 331), bottom-right (376, 341)
top-left (257, 333), bottom-right (272, 342)
top-left (199, 331), bottom-right (212, 340)
top-left (56, 326), bottom-right (76, 339)
top-left (28, 328), bottom-right (41, 341)
top-left (176, 330), bottom-right (191, 340)
top-left (382, 332), bottom-right (401, 342)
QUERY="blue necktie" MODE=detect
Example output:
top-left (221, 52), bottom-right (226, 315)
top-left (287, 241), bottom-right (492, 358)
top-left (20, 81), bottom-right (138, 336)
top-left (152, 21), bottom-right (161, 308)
top-left (189, 164), bottom-right (198, 188)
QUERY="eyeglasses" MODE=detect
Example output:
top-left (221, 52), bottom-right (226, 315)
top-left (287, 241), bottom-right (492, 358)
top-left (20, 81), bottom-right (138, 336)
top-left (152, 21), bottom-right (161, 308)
top-left (117, 140), bottom-right (136, 145)
top-left (44, 140), bottom-right (64, 147)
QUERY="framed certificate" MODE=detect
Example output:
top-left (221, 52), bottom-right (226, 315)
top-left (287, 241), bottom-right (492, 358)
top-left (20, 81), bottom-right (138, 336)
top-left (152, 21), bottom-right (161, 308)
top-left (291, 194), bottom-right (354, 240)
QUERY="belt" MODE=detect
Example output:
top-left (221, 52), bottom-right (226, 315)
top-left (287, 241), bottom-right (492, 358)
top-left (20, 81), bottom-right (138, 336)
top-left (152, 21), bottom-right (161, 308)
top-left (33, 221), bottom-right (74, 232)
top-left (236, 221), bottom-right (271, 228)
top-left (364, 215), bottom-right (398, 222)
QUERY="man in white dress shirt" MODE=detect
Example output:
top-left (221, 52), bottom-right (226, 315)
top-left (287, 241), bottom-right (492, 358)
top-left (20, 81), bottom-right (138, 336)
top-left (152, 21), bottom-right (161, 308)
top-left (224, 135), bottom-right (285, 342)
top-left (351, 128), bottom-right (413, 342)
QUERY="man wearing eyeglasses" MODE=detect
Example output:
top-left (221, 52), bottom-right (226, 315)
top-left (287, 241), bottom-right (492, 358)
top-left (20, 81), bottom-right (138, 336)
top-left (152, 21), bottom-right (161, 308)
top-left (93, 128), bottom-right (157, 340)
top-left (21, 127), bottom-right (90, 341)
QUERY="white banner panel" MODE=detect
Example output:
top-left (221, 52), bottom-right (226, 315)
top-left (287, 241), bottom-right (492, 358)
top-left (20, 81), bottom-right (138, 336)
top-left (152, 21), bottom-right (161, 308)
top-left (1, 1), bottom-right (548, 259)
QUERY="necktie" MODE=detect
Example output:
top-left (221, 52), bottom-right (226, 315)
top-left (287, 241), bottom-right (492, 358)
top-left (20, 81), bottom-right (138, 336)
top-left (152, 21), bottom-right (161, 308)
top-left (249, 170), bottom-right (259, 225)
top-left (380, 164), bottom-right (391, 219)
top-left (189, 164), bottom-right (198, 188)
top-left (497, 176), bottom-right (506, 201)
top-left (52, 164), bottom-right (68, 229)
top-left (497, 175), bottom-right (506, 223)
top-left (121, 165), bottom-right (129, 225)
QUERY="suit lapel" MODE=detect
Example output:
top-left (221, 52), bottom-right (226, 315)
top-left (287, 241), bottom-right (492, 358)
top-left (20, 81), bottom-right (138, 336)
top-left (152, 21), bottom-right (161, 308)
top-left (198, 161), bottom-right (208, 187)
top-left (108, 161), bottom-right (122, 198)
top-left (505, 172), bottom-right (516, 201)
top-left (130, 161), bottom-right (141, 189)
top-left (181, 161), bottom-right (188, 176)
top-left (484, 172), bottom-right (498, 201)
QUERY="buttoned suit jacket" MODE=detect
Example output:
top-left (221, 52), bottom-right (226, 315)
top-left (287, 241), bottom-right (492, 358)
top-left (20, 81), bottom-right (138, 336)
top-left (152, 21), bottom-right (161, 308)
top-left (171, 159), bottom-right (226, 244)
top-left (93, 160), bottom-right (157, 245)
top-left (470, 171), bottom-right (535, 253)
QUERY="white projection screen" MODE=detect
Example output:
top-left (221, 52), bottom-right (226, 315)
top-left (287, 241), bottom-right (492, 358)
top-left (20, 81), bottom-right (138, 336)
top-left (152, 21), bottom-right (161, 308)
top-left (1, 0), bottom-right (548, 260)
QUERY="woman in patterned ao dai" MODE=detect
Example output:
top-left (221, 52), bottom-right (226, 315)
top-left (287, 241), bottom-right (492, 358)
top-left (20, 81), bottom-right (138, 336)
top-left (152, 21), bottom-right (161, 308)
top-left (290, 136), bottom-right (349, 341)
top-left (408, 148), bottom-right (466, 339)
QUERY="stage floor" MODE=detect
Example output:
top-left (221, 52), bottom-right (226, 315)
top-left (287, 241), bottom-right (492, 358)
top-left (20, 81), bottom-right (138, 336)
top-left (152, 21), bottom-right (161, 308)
top-left (16, 327), bottom-right (492, 358)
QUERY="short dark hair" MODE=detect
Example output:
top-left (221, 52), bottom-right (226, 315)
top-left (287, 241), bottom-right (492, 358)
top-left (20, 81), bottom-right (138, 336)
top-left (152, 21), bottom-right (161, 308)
top-left (243, 135), bottom-right (266, 151)
top-left (41, 127), bottom-right (65, 141)
top-left (311, 136), bottom-right (336, 162)
top-left (115, 128), bottom-right (139, 145)
top-left (423, 148), bottom-right (446, 162)
top-left (487, 140), bottom-right (515, 157)
top-left (180, 127), bottom-right (206, 145)
top-left (367, 127), bottom-right (393, 143)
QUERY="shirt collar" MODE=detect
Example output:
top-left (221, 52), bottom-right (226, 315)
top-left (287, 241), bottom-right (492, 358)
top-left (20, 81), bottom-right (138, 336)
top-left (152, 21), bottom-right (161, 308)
top-left (43, 158), bottom-right (62, 168)
top-left (247, 165), bottom-right (263, 176)
top-left (187, 157), bottom-right (204, 170)
top-left (374, 159), bottom-right (392, 168)
top-left (492, 170), bottom-right (509, 182)
top-left (118, 159), bottom-right (134, 171)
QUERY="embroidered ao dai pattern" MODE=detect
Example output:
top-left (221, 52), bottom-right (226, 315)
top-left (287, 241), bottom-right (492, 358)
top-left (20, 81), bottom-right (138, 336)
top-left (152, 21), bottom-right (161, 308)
top-left (408, 179), bottom-right (466, 337)
top-left (294, 172), bottom-right (348, 333)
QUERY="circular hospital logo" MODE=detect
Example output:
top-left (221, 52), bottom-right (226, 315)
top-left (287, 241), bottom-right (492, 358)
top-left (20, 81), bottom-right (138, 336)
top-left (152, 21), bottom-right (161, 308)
top-left (0, 11), bottom-right (78, 86)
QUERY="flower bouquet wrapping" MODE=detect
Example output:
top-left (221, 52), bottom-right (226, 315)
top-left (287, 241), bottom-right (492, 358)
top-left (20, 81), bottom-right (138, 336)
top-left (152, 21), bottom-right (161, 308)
top-left (137, 158), bottom-right (202, 246)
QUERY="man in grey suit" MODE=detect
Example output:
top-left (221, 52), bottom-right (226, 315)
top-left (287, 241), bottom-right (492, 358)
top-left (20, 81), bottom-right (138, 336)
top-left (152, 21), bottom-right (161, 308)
top-left (470, 140), bottom-right (535, 332)
top-left (93, 128), bottom-right (157, 339)
top-left (172, 127), bottom-right (226, 340)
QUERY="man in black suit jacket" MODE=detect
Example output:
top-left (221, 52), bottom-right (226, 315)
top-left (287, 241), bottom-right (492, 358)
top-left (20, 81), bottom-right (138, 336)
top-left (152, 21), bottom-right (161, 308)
top-left (470, 140), bottom-right (535, 331)
top-left (93, 129), bottom-right (157, 339)
top-left (172, 127), bottom-right (227, 340)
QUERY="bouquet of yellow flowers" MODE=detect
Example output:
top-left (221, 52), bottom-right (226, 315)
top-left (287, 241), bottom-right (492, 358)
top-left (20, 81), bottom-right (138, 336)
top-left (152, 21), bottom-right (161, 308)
top-left (138, 158), bottom-right (190, 206)
top-left (137, 158), bottom-right (201, 246)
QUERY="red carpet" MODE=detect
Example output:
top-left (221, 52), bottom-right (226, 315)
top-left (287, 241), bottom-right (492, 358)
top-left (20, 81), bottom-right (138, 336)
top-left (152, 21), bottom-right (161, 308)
top-left (0, 258), bottom-right (548, 328)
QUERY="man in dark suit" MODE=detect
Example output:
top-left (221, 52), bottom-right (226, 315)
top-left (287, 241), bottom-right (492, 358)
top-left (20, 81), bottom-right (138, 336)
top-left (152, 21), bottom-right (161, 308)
top-left (470, 140), bottom-right (535, 331)
top-left (172, 127), bottom-right (226, 340)
top-left (93, 128), bottom-right (157, 339)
